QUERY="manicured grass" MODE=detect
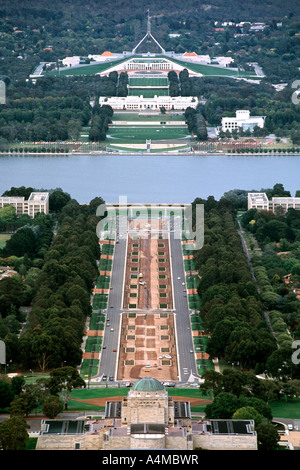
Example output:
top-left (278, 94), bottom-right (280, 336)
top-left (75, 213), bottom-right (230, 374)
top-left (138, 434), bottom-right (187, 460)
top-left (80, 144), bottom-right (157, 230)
top-left (188, 294), bottom-right (201, 310)
top-left (99, 258), bottom-right (112, 270)
top-left (70, 387), bottom-right (129, 399)
top-left (186, 275), bottom-right (199, 290)
top-left (113, 113), bottom-right (186, 121)
top-left (67, 400), bottom-right (105, 412)
top-left (107, 125), bottom-right (189, 143)
top-left (65, 388), bottom-right (300, 418)
top-left (0, 234), bottom-right (11, 249)
top-left (128, 77), bottom-right (169, 87)
top-left (24, 438), bottom-right (38, 450)
top-left (92, 293), bottom-right (108, 310)
top-left (167, 57), bottom-right (257, 78)
top-left (85, 336), bottom-right (102, 352)
top-left (22, 372), bottom-right (50, 385)
top-left (95, 275), bottom-right (111, 289)
top-left (47, 58), bottom-right (129, 76)
top-left (89, 312), bottom-right (105, 330)
top-left (80, 358), bottom-right (99, 378)
top-left (269, 398), bottom-right (300, 419)
top-left (46, 55), bottom-right (257, 79)
top-left (129, 88), bottom-right (169, 97)
top-left (101, 244), bottom-right (114, 255)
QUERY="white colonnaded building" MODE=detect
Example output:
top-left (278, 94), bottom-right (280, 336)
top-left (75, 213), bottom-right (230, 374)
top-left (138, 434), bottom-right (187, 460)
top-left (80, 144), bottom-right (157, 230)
top-left (222, 110), bottom-right (266, 133)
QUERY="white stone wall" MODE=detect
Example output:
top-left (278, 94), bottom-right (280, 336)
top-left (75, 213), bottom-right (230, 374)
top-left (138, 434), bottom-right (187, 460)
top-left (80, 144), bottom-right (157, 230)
top-left (193, 434), bottom-right (257, 450)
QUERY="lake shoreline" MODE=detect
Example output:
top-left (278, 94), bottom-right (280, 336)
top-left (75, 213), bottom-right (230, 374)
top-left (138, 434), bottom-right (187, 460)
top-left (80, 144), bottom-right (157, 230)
top-left (1, 151), bottom-right (300, 157)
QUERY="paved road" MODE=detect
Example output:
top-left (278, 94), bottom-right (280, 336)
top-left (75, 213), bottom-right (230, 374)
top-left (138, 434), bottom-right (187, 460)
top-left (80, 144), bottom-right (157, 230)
top-left (169, 216), bottom-right (199, 382)
top-left (96, 212), bottom-right (199, 384)
top-left (97, 217), bottom-right (127, 381)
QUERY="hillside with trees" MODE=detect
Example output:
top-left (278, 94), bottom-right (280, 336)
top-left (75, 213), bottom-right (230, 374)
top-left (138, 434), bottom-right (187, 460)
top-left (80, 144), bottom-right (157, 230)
top-left (0, 0), bottom-right (299, 82)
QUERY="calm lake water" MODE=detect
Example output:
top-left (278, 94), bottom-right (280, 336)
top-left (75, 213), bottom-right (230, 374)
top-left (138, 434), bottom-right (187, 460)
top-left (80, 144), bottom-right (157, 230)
top-left (0, 153), bottom-right (299, 204)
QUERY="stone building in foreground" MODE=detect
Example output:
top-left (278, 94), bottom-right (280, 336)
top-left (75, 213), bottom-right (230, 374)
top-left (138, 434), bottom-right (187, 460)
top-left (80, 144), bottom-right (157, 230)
top-left (36, 377), bottom-right (257, 450)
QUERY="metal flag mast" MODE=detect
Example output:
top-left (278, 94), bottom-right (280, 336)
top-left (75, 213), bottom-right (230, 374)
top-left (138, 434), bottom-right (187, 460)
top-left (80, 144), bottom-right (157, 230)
top-left (132, 9), bottom-right (165, 54)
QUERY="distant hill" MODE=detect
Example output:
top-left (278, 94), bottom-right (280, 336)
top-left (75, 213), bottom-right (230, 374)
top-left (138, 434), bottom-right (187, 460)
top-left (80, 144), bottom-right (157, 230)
top-left (0, 0), bottom-right (299, 81)
top-left (1, 0), bottom-right (299, 23)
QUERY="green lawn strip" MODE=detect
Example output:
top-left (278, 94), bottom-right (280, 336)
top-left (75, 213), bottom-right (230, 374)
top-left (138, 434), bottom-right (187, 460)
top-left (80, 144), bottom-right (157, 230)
top-left (22, 372), bottom-right (50, 385)
top-left (24, 438), bottom-right (38, 450)
top-left (0, 234), bottom-right (11, 249)
top-left (197, 358), bottom-right (214, 375)
top-left (128, 88), bottom-right (169, 97)
top-left (99, 259), bottom-right (112, 270)
top-left (269, 398), bottom-right (300, 419)
top-left (185, 273), bottom-right (199, 289)
top-left (66, 400), bottom-right (105, 412)
top-left (107, 126), bottom-right (189, 142)
top-left (47, 57), bottom-right (129, 76)
top-left (167, 57), bottom-right (257, 78)
top-left (89, 312), bottom-right (105, 330)
top-left (113, 113), bottom-right (185, 122)
top-left (128, 77), bottom-right (169, 86)
top-left (193, 336), bottom-right (208, 349)
top-left (70, 387), bottom-right (208, 401)
top-left (85, 336), bottom-right (102, 352)
top-left (184, 259), bottom-right (197, 271)
top-left (80, 359), bottom-right (99, 378)
top-left (188, 294), bottom-right (201, 310)
top-left (95, 275), bottom-right (111, 289)
top-left (101, 244), bottom-right (114, 255)
top-left (92, 293), bottom-right (108, 310)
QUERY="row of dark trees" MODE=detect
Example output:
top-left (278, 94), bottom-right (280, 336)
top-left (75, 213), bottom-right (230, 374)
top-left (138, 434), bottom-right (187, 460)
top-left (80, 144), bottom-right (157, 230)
top-left (17, 198), bottom-right (102, 371)
top-left (184, 105), bottom-right (208, 140)
top-left (89, 103), bottom-right (113, 141)
top-left (0, 186), bottom-right (105, 372)
top-left (191, 196), bottom-right (278, 372)
top-left (168, 70), bottom-right (180, 97)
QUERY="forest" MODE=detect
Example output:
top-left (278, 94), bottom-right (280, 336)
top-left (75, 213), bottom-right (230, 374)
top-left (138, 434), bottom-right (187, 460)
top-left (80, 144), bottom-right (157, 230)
top-left (191, 189), bottom-right (300, 380)
top-left (0, 75), bottom-right (118, 144)
top-left (0, 187), bottom-right (105, 371)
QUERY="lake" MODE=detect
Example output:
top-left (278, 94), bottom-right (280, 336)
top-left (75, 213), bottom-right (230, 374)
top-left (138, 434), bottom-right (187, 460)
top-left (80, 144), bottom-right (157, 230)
top-left (0, 153), bottom-right (299, 204)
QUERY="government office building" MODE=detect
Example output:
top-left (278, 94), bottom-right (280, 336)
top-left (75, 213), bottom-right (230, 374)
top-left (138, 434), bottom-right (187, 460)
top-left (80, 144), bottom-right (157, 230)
top-left (248, 193), bottom-right (300, 213)
top-left (222, 110), bottom-right (266, 133)
top-left (0, 192), bottom-right (49, 218)
top-left (99, 95), bottom-right (198, 111)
